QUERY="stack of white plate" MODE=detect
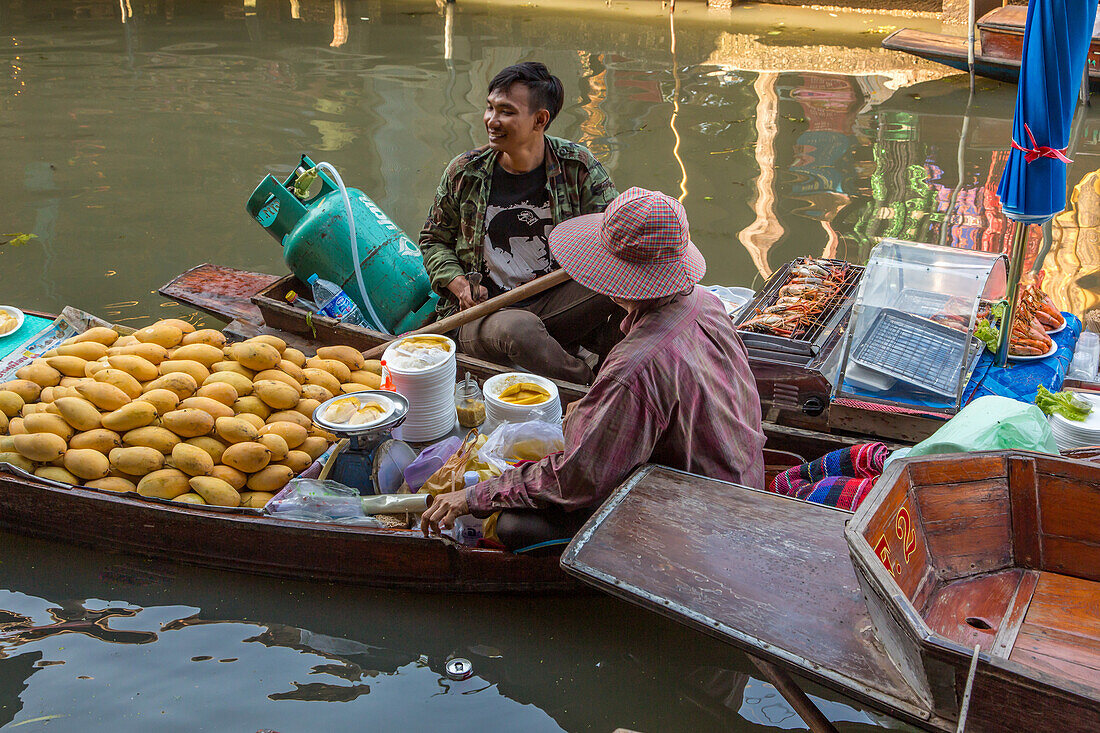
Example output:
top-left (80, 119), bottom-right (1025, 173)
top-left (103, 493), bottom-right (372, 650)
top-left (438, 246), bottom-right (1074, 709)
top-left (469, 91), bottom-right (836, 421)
top-left (383, 335), bottom-right (458, 442)
top-left (483, 373), bottom-right (562, 433)
top-left (1048, 392), bottom-right (1100, 451)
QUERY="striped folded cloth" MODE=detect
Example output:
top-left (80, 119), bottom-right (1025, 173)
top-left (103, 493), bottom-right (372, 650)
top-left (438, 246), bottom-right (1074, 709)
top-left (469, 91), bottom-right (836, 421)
top-left (769, 442), bottom-right (889, 511)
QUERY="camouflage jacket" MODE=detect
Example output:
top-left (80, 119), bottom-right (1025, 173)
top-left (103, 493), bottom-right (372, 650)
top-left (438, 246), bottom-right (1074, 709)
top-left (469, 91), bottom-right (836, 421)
top-left (418, 135), bottom-right (618, 318)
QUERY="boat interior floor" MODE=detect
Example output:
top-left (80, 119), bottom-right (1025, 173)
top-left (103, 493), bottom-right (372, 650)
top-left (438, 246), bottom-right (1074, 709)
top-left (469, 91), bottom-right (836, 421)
top-left (923, 567), bottom-right (1100, 695)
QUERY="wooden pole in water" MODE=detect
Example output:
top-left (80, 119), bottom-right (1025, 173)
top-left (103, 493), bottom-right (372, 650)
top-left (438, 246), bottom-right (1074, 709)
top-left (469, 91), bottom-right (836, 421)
top-left (748, 656), bottom-right (840, 733)
top-left (362, 269), bottom-right (571, 360)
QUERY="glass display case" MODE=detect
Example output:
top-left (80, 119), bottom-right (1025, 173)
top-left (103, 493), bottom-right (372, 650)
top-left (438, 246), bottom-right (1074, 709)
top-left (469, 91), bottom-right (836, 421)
top-left (833, 239), bottom-right (1008, 414)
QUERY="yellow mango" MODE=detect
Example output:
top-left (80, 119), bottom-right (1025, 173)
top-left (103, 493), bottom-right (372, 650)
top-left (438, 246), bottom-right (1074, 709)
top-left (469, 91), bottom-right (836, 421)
top-left (300, 384), bottom-right (334, 403)
top-left (111, 342), bottom-right (169, 365)
top-left (235, 412), bottom-right (266, 431)
top-left (177, 396), bottom-right (234, 420)
top-left (169, 442), bottom-right (214, 477)
top-left (136, 468), bottom-right (191, 499)
top-left (140, 388), bottom-right (180, 416)
top-left (260, 421), bottom-right (309, 449)
top-left (232, 395), bottom-right (271, 421)
top-left (1, 379), bottom-right (43, 403)
top-left (94, 368), bottom-right (143, 399)
top-left (316, 345), bottom-right (366, 371)
top-left (184, 436), bottom-right (228, 464)
top-left (195, 381), bottom-right (238, 407)
top-left (277, 360), bottom-right (306, 384)
top-left (210, 464), bottom-right (247, 490)
top-left (203, 371), bottom-right (253, 397)
top-left (188, 476), bottom-right (241, 507)
top-left (170, 343), bottom-right (223, 368)
top-left (238, 491), bottom-right (276, 508)
top-left (107, 354), bottom-right (158, 382)
top-left (101, 401), bottom-right (158, 432)
top-left (134, 324), bottom-right (184, 348)
top-left (44, 356), bottom-right (88, 378)
top-left (69, 428), bottom-right (123, 454)
top-left (63, 448), bottom-right (110, 480)
top-left (278, 450), bottom-right (313, 473)
top-left (246, 464), bottom-right (293, 493)
top-left (109, 446), bottom-right (165, 476)
top-left (152, 318), bottom-right (196, 335)
top-left (68, 327), bottom-right (120, 346)
top-left (144, 372), bottom-right (198, 400)
top-left (349, 370), bottom-right (382, 389)
top-left (122, 426), bottom-right (181, 454)
top-left (298, 436), bottom-right (330, 461)
top-left (85, 476), bottom-right (137, 493)
top-left (35, 466), bottom-right (80, 484)
top-left (13, 432), bottom-right (67, 462)
top-left (23, 412), bottom-right (75, 441)
top-left (75, 381), bottom-right (132, 411)
top-left (84, 360), bottom-right (110, 377)
top-left (302, 368), bottom-right (341, 396)
top-left (161, 408), bottom-right (215, 438)
top-left (57, 341), bottom-right (109, 361)
top-left (211, 361), bottom-right (255, 379)
top-left (305, 357), bottom-right (352, 384)
top-left (221, 441), bottom-right (271, 473)
top-left (0, 451), bottom-right (35, 472)
top-left (181, 329), bottom-right (226, 348)
top-left (215, 416), bottom-right (259, 444)
top-left (17, 360), bottom-right (62, 387)
top-left (253, 369), bottom-right (302, 391)
top-left (267, 410), bottom-right (311, 430)
top-left (245, 334), bottom-right (286, 352)
top-left (295, 398), bottom-right (321, 420)
top-left (257, 433), bottom-right (289, 461)
top-left (362, 359), bottom-right (383, 376)
top-left (252, 380), bottom-right (299, 410)
top-left (157, 359), bottom-right (210, 386)
top-left (53, 397), bottom-right (101, 431)
top-left (228, 341), bottom-right (281, 371)
top-left (282, 347), bottom-right (307, 367)
top-left (0, 391), bottom-right (25, 418)
top-left (7, 417), bottom-right (26, 436)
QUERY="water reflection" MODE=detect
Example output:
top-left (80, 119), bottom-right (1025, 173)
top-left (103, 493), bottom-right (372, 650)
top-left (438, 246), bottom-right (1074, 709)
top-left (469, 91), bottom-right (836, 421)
top-left (0, 532), bottom-right (900, 730)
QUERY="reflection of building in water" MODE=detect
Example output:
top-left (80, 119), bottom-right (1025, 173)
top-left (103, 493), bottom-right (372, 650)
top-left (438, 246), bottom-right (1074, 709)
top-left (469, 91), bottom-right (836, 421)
top-left (1048, 169), bottom-right (1100, 315)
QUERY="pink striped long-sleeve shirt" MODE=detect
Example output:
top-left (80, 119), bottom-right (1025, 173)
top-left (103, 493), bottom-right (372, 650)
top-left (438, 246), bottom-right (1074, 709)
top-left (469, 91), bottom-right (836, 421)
top-left (466, 287), bottom-right (765, 514)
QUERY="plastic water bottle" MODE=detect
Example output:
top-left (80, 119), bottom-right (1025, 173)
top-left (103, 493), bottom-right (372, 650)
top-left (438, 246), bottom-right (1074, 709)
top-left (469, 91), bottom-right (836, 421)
top-left (285, 290), bottom-right (319, 313)
top-left (307, 274), bottom-right (369, 327)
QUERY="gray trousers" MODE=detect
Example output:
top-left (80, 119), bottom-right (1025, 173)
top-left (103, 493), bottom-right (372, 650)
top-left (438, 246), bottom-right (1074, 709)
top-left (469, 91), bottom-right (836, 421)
top-left (456, 280), bottom-right (622, 384)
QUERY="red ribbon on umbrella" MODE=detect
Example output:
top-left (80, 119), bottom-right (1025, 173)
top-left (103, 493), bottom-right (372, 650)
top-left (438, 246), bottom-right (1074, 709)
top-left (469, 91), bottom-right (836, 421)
top-left (1011, 122), bottom-right (1073, 164)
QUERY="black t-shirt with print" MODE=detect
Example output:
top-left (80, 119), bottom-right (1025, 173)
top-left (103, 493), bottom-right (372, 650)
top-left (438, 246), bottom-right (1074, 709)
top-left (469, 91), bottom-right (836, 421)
top-left (482, 161), bottom-right (554, 295)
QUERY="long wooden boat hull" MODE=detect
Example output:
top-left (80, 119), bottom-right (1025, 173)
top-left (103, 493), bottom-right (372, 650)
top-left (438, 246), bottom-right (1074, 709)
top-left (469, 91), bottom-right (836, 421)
top-left (0, 468), bottom-right (572, 593)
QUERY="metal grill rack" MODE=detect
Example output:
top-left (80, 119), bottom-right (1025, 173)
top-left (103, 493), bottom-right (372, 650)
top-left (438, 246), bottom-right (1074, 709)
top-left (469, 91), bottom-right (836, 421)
top-left (734, 258), bottom-right (865, 365)
top-left (850, 309), bottom-right (979, 397)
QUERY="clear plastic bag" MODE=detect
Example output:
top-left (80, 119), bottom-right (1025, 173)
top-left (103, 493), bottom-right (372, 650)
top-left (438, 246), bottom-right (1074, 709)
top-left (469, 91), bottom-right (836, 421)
top-left (478, 420), bottom-right (565, 474)
top-left (266, 479), bottom-right (365, 521)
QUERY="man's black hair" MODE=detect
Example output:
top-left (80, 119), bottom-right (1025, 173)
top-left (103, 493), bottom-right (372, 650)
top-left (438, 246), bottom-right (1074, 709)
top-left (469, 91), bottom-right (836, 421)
top-left (488, 62), bottom-right (564, 129)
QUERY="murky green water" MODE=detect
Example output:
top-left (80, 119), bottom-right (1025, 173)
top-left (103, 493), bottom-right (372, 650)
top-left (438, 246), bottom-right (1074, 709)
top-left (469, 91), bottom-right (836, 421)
top-left (3, 0), bottom-right (1097, 729)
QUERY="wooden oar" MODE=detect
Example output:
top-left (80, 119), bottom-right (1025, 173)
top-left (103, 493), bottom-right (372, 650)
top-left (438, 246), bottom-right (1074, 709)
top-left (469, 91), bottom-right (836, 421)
top-left (362, 268), bottom-right (571, 360)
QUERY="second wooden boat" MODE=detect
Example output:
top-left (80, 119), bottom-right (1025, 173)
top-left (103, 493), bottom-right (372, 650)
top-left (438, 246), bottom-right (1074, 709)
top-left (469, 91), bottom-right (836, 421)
top-left (883, 6), bottom-right (1100, 89)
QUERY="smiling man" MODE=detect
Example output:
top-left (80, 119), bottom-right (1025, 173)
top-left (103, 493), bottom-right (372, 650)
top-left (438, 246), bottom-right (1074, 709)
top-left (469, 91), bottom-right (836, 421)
top-left (419, 62), bottom-right (620, 384)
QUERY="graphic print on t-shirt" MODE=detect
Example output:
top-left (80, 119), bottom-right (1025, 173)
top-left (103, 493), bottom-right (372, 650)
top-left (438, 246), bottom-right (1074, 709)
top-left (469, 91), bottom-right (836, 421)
top-left (483, 162), bottom-right (554, 292)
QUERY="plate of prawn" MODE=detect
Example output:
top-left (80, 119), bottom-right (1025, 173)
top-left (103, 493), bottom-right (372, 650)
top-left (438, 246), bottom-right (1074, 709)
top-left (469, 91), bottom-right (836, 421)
top-left (1008, 340), bottom-right (1058, 361)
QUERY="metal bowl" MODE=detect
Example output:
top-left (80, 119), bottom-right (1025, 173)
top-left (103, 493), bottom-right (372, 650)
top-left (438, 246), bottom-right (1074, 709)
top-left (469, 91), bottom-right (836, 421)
top-left (312, 390), bottom-right (410, 438)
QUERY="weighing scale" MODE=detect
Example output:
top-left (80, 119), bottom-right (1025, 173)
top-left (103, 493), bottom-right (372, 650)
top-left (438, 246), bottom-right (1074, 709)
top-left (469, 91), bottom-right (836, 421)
top-left (312, 391), bottom-right (417, 495)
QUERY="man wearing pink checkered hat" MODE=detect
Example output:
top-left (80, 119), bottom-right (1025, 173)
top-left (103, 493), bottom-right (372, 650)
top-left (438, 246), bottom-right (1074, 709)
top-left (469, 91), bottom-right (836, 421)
top-left (423, 188), bottom-right (765, 551)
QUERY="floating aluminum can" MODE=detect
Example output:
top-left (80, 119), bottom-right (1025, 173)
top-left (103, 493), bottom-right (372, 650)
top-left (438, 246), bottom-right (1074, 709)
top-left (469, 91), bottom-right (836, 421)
top-left (445, 658), bottom-right (473, 680)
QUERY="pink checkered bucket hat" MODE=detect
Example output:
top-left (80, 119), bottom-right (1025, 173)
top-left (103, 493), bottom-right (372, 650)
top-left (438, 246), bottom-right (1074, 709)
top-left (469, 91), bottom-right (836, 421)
top-left (548, 187), bottom-right (706, 300)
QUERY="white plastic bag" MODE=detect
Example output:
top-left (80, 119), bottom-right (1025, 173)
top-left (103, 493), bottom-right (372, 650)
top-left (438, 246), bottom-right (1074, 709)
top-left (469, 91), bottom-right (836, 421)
top-left (478, 420), bottom-right (565, 474)
top-left (266, 478), bottom-right (365, 521)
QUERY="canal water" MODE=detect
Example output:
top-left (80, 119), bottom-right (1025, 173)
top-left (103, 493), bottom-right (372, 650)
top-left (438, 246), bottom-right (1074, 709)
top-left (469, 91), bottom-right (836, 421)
top-left (2, 0), bottom-right (1097, 729)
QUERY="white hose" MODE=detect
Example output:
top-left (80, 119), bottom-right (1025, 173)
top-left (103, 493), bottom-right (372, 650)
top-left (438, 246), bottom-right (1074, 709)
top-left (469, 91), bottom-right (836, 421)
top-left (315, 162), bottom-right (389, 333)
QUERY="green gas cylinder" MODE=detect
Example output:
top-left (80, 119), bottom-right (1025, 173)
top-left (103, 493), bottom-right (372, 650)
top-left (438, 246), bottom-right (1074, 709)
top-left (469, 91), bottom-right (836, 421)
top-left (245, 155), bottom-right (438, 334)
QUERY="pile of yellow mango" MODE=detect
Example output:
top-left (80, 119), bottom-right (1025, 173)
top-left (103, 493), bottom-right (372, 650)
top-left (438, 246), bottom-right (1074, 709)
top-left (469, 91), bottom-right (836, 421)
top-left (0, 319), bottom-right (381, 509)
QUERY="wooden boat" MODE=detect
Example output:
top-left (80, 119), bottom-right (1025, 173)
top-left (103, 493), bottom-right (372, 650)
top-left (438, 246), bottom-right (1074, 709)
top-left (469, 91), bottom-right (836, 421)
top-left (883, 6), bottom-right (1100, 89)
top-left (0, 309), bottom-right (853, 593)
top-left (162, 263), bottom-right (932, 447)
top-left (563, 450), bottom-right (1100, 731)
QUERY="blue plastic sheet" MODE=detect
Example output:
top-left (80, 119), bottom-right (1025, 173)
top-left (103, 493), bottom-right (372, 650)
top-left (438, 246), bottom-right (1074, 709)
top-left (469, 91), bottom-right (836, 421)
top-left (0, 314), bottom-right (54, 362)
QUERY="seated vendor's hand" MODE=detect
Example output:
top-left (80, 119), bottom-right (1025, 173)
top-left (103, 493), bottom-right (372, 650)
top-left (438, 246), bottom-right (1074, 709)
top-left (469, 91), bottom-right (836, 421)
top-left (420, 489), bottom-right (469, 536)
top-left (447, 276), bottom-right (488, 311)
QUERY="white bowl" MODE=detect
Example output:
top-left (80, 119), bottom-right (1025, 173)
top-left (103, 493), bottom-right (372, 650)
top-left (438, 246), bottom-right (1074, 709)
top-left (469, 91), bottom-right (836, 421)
top-left (0, 306), bottom-right (24, 338)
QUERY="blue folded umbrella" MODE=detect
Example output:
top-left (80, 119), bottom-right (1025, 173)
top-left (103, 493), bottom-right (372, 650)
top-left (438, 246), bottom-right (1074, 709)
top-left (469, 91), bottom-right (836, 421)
top-left (996, 0), bottom-right (1098, 224)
